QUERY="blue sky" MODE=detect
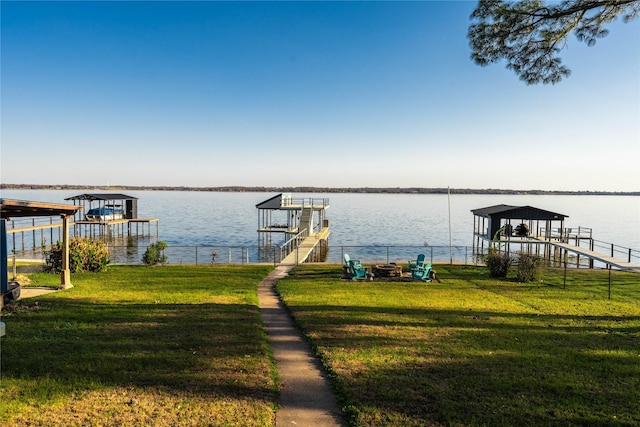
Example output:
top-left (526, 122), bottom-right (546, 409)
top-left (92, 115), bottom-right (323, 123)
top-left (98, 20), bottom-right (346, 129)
top-left (1, 1), bottom-right (638, 191)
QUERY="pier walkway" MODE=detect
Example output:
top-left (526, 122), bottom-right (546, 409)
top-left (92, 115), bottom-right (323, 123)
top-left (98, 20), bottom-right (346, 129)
top-left (546, 240), bottom-right (640, 273)
top-left (257, 226), bottom-right (345, 425)
top-left (280, 228), bottom-right (331, 265)
top-left (258, 265), bottom-right (343, 426)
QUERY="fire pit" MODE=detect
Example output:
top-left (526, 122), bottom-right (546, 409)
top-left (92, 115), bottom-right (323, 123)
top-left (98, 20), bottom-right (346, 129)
top-left (371, 263), bottom-right (402, 278)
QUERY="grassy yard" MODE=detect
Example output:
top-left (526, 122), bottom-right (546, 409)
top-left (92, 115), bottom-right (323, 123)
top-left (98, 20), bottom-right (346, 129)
top-left (0, 265), bottom-right (277, 427)
top-left (276, 264), bottom-right (640, 427)
top-left (2, 263), bottom-right (639, 427)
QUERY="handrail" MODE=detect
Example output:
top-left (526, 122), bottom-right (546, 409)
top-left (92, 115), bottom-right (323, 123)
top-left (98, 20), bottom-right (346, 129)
top-left (540, 226), bottom-right (593, 242)
top-left (281, 228), bottom-right (308, 248)
top-left (538, 226), bottom-right (638, 263)
top-left (591, 239), bottom-right (640, 264)
top-left (281, 197), bottom-right (329, 208)
top-left (279, 228), bottom-right (309, 261)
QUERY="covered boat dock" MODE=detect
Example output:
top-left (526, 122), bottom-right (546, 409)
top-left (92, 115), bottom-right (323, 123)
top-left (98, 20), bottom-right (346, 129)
top-left (471, 204), bottom-right (639, 271)
top-left (256, 193), bottom-right (330, 264)
top-left (65, 193), bottom-right (158, 239)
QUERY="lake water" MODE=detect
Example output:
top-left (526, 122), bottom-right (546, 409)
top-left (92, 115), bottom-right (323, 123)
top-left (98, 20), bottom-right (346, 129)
top-left (2, 189), bottom-right (639, 264)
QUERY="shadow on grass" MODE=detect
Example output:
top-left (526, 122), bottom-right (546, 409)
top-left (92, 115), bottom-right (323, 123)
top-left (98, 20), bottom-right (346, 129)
top-left (344, 349), bottom-right (639, 426)
top-left (279, 266), bottom-right (640, 426)
top-left (291, 304), bottom-right (640, 425)
top-left (291, 304), bottom-right (640, 331)
top-left (2, 300), bottom-right (274, 403)
top-left (279, 264), bottom-right (640, 426)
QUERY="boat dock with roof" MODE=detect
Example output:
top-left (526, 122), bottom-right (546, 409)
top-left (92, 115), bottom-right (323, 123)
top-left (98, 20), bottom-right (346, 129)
top-left (4, 193), bottom-right (158, 253)
top-left (65, 193), bottom-right (158, 239)
top-left (471, 204), bottom-right (640, 272)
top-left (256, 193), bottom-right (330, 264)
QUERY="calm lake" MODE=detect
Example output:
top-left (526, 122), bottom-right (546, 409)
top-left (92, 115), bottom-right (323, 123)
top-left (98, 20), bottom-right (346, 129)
top-left (3, 189), bottom-right (639, 264)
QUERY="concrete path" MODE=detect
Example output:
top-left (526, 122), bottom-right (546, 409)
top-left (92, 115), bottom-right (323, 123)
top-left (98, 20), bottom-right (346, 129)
top-left (258, 265), bottom-right (344, 426)
top-left (18, 287), bottom-right (58, 299)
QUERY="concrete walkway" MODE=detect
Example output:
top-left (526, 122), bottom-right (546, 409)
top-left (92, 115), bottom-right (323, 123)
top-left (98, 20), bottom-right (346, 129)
top-left (258, 265), bottom-right (344, 426)
top-left (18, 287), bottom-right (58, 299)
top-left (14, 267), bottom-right (344, 425)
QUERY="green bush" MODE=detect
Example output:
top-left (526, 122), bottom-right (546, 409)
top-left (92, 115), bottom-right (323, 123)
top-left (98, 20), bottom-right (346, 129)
top-left (45, 237), bottom-right (110, 273)
top-left (515, 251), bottom-right (542, 282)
top-left (142, 241), bottom-right (168, 265)
top-left (485, 247), bottom-right (512, 278)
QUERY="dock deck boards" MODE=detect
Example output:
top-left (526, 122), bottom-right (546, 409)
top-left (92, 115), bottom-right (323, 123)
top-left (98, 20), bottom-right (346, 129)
top-left (280, 228), bottom-right (331, 265)
top-left (549, 241), bottom-right (640, 272)
top-left (478, 233), bottom-right (639, 273)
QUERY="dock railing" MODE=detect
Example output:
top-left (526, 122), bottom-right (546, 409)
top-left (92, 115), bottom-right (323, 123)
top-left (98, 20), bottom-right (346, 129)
top-left (540, 226), bottom-right (593, 243)
top-left (281, 197), bottom-right (329, 209)
top-left (591, 239), bottom-right (640, 265)
top-left (539, 226), bottom-right (639, 264)
top-left (278, 228), bottom-right (309, 263)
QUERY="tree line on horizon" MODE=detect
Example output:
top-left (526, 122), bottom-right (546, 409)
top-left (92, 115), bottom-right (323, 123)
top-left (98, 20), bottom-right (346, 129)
top-left (1, 184), bottom-right (637, 196)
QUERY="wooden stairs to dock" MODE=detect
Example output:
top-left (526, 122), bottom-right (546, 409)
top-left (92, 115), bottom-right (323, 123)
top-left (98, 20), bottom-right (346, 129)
top-left (298, 207), bottom-right (313, 234)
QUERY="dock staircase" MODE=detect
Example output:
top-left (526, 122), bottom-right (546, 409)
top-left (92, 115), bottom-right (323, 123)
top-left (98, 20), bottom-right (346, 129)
top-left (298, 207), bottom-right (313, 234)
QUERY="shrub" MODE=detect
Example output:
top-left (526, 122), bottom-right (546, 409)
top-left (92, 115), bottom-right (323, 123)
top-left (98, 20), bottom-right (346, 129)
top-left (45, 237), bottom-right (110, 273)
top-left (142, 241), bottom-right (168, 265)
top-left (515, 251), bottom-right (542, 282)
top-left (485, 247), bottom-right (512, 278)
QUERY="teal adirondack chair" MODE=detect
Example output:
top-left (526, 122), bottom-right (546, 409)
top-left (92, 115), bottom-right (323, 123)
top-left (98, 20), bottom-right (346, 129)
top-left (344, 253), bottom-right (371, 281)
top-left (344, 253), bottom-right (363, 270)
top-left (412, 263), bottom-right (435, 282)
top-left (408, 254), bottom-right (426, 272)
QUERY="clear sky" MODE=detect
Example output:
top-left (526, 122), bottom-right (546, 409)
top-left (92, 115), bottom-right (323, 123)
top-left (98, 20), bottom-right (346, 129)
top-left (1, 1), bottom-right (638, 191)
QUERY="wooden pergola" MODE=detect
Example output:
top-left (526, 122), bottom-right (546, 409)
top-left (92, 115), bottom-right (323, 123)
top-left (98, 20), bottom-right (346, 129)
top-left (1, 199), bottom-right (82, 294)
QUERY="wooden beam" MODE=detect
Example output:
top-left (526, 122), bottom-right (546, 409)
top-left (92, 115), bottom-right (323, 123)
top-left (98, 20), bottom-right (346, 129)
top-left (60, 215), bottom-right (72, 289)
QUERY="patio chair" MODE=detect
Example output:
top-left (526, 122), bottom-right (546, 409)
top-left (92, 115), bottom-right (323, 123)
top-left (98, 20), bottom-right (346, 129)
top-left (344, 253), bottom-right (371, 281)
top-left (408, 254), bottom-right (426, 272)
top-left (412, 263), bottom-right (435, 282)
top-left (344, 253), bottom-right (363, 270)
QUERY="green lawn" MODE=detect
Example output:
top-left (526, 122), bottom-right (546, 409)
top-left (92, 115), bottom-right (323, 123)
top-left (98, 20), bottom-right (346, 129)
top-left (0, 265), bottom-right (277, 427)
top-left (2, 264), bottom-right (639, 426)
top-left (276, 264), bottom-right (640, 427)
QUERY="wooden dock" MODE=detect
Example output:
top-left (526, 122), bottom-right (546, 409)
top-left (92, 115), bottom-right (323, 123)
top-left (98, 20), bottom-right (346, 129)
top-left (548, 241), bottom-right (640, 273)
top-left (280, 228), bottom-right (331, 265)
top-left (6, 218), bottom-right (159, 252)
top-left (73, 218), bottom-right (159, 241)
top-left (73, 218), bottom-right (158, 226)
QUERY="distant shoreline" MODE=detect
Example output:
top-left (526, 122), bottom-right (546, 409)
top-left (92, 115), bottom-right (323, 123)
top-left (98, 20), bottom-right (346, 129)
top-left (1, 183), bottom-right (638, 196)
